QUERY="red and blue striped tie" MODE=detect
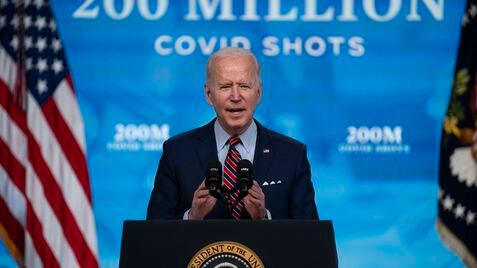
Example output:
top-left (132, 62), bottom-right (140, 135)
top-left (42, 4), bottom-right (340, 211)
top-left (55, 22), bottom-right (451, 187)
top-left (223, 136), bottom-right (244, 219)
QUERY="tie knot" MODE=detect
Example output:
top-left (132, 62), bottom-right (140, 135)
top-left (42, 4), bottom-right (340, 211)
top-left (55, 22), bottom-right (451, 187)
top-left (228, 136), bottom-right (241, 148)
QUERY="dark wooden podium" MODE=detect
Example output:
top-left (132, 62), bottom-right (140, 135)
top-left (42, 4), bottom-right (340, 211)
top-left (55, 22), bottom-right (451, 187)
top-left (119, 220), bottom-right (338, 268)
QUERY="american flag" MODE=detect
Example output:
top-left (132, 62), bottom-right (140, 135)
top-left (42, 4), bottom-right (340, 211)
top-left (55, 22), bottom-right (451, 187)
top-left (438, 0), bottom-right (477, 266)
top-left (0, 0), bottom-right (99, 267)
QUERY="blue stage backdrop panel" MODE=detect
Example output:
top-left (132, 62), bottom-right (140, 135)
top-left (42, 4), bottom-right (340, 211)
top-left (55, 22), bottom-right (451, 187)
top-left (0, 1), bottom-right (467, 267)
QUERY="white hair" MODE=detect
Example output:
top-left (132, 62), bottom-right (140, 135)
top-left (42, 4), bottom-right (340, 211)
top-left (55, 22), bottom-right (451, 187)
top-left (205, 47), bottom-right (261, 86)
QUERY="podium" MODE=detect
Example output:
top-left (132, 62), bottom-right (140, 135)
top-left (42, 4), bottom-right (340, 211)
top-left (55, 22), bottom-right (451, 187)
top-left (119, 220), bottom-right (338, 267)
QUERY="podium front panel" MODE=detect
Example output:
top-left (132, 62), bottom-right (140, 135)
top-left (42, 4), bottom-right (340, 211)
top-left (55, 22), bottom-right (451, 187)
top-left (120, 220), bottom-right (337, 268)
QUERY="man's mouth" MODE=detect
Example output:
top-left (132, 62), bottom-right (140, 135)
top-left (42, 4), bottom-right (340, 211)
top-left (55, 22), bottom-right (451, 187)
top-left (227, 108), bottom-right (245, 113)
top-left (226, 108), bottom-right (246, 115)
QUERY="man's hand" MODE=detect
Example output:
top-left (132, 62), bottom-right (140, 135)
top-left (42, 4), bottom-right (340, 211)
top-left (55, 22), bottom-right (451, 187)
top-left (244, 180), bottom-right (266, 220)
top-left (188, 180), bottom-right (216, 220)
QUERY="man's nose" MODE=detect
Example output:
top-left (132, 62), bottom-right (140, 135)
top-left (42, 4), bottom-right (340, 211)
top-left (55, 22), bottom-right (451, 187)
top-left (230, 86), bottom-right (241, 101)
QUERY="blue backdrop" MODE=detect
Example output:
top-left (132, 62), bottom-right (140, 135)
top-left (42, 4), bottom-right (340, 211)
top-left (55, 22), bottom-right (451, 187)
top-left (0, 0), bottom-right (468, 267)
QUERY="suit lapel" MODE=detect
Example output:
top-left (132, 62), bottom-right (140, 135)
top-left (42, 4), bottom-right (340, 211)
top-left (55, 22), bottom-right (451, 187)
top-left (253, 120), bottom-right (273, 185)
top-left (194, 119), bottom-right (218, 172)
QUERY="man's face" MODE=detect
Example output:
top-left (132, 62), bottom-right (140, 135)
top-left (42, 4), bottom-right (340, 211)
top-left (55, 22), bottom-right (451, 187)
top-left (205, 55), bottom-right (262, 136)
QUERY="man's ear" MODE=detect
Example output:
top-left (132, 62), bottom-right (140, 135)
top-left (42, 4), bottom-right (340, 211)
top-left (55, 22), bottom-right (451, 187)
top-left (257, 83), bottom-right (262, 103)
top-left (205, 84), bottom-right (214, 106)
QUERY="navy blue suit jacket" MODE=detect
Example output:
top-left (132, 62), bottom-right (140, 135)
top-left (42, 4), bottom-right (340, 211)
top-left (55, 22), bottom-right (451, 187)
top-left (146, 119), bottom-right (318, 220)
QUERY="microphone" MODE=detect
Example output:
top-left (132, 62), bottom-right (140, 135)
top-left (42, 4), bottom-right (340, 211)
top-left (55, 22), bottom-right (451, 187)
top-left (204, 160), bottom-right (228, 205)
top-left (236, 159), bottom-right (253, 195)
top-left (205, 160), bottom-right (222, 192)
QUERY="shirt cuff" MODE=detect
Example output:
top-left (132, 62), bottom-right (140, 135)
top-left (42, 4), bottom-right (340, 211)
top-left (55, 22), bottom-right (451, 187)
top-left (265, 209), bottom-right (272, 220)
top-left (183, 209), bottom-right (190, 220)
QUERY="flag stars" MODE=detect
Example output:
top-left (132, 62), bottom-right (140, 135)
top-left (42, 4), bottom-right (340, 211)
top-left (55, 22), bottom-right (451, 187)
top-left (466, 211), bottom-right (475, 225)
top-left (36, 37), bottom-right (47, 52)
top-left (470, 5), bottom-right (477, 18)
top-left (35, 16), bottom-right (47, 30)
top-left (0, 16), bottom-right (6, 28)
top-left (34, 0), bottom-right (44, 9)
top-left (438, 188), bottom-right (443, 200)
top-left (454, 204), bottom-right (465, 219)
top-left (37, 79), bottom-right (47, 94)
top-left (462, 14), bottom-right (469, 26)
top-left (52, 38), bottom-right (61, 52)
top-left (49, 20), bottom-right (56, 32)
top-left (25, 36), bottom-right (33, 49)
top-left (10, 35), bottom-right (18, 50)
top-left (52, 59), bottom-right (63, 74)
top-left (11, 15), bottom-right (18, 28)
top-left (36, 58), bottom-right (47, 73)
top-left (24, 16), bottom-right (32, 28)
top-left (442, 195), bottom-right (454, 211)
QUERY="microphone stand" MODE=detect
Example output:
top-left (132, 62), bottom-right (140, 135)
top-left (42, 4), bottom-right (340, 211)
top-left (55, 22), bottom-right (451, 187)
top-left (225, 188), bottom-right (248, 219)
top-left (209, 188), bottom-right (228, 207)
top-left (209, 185), bottom-right (249, 219)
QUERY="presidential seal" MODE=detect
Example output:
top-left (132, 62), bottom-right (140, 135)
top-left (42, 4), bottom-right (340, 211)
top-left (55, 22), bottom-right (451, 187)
top-left (187, 241), bottom-right (265, 268)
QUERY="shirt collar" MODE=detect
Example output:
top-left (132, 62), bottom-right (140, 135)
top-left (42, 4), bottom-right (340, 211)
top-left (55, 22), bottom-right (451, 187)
top-left (214, 119), bottom-right (257, 153)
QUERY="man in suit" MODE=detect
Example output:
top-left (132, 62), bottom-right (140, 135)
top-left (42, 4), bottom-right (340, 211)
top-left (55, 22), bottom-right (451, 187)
top-left (146, 47), bottom-right (318, 220)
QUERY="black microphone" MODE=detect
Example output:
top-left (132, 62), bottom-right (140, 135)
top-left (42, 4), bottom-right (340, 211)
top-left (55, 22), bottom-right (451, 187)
top-left (205, 160), bottom-right (222, 192)
top-left (204, 160), bottom-right (229, 206)
top-left (236, 159), bottom-right (253, 195)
